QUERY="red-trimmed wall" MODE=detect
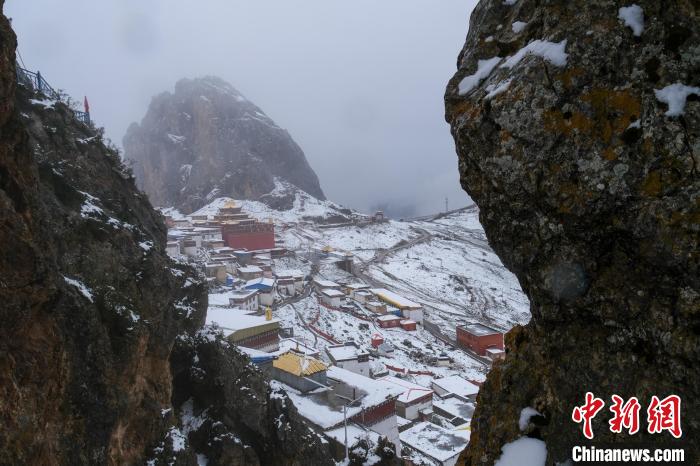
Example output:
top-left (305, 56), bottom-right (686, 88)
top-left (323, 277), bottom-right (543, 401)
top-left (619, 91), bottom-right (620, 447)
top-left (223, 230), bottom-right (275, 251)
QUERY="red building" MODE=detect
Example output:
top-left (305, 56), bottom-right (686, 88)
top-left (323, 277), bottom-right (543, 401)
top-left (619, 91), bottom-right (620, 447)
top-left (456, 323), bottom-right (504, 356)
top-left (377, 314), bottom-right (402, 329)
top-left (221, 220), bottom-right (275, 251)
top-left (400, 319), bottom-right (417, 331)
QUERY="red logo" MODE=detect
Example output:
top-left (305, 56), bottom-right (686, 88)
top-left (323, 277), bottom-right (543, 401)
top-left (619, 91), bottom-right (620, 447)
top-left (572, 392), bottom-right (606, 439)
top-left (647, 395), bottom-right (682, 438)
top-left (609, 395), bottom-right (641, 435)
top-left (572, 393), bottom-right (683, 439)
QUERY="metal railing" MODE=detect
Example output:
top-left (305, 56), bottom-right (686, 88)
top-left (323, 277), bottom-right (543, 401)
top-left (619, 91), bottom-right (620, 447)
top-left (15, 64), bottom-right (91, 126)
top-left (16, 66), bottom-right (60, 100)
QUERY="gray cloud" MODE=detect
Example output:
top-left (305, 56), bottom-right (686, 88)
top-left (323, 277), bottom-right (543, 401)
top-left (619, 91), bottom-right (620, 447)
top-left (7, 0), bottom-right (476, 216)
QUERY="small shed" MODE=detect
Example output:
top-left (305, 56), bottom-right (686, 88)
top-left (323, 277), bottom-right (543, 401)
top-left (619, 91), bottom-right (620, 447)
top-left (321, 289), bottom-right (344, 307)
top-left (400, 319), bottom-right (417, 331)
top-left (366, 301), bottom-right (387, 314)
top-left (371, 333), bottom-right (385, 348)
top-left (377, 314), bottom-right (402, 329)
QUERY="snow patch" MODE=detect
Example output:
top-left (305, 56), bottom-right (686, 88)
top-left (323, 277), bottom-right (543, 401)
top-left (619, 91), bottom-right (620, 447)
top-left (501, 39), bottom-right (568, 69)
top-left (458, 57), bottom-right (502, 95)
top-left (63, 275), bottom-right (94, 302)
top-left (30, 98), bottom-right (56, 108)
top-left (654, 83), bottom-right (700, 117)
top-left (627, 119), bottom-right (641, 129)
top-left (139, 241), bottom-right (153, 252)
top-left (511, 21), bottom-right (527, 33)
top-left (519, 407), bottom-right (541, 430)
top-left (168, 426), bottom-right (186, 452)
top-left (618, 5), bottom-right (644, 36)
top-left (495, 437), bottom-right (547, 466)
top-left (485, 79), bottom-right (512, 99)
top-left (503, 0), bottom-right (518, 5)
top-left (167, 133), bottom-right (186, 144)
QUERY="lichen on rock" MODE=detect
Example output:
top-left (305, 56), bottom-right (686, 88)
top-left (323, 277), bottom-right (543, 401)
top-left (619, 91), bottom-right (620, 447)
top-left (445, 0), bottom-right (698, 464)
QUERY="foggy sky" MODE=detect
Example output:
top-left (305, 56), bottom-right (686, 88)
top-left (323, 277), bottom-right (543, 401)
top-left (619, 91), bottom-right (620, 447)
top-left (7, 0), bottom-right (477, 216)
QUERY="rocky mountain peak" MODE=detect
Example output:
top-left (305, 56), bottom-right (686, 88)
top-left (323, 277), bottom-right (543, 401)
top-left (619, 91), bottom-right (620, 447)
top-left (124, 76), bottom-right (325, 213)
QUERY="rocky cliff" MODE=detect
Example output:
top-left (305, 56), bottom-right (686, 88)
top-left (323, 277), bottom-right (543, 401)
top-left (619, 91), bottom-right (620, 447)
top-left (445, 0), bottom-right (698, 464)
top-left (124, 76), bottom-right (325, 213)
top-left (0, 3), bottom-right (332, 464)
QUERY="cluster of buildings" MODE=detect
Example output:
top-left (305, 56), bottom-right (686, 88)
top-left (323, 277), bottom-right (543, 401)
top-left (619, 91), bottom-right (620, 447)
top-left (205, 275), bottom-right (481, 465)
top-left (164, 201), bottom-right (281, 268)
top-left (259, 344), bottom-right (477, 465)
top-left (166, 201), bottom-right (509, 464)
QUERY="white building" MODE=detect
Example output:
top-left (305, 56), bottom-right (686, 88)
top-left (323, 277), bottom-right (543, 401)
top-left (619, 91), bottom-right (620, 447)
top-left (238, 265), bottom-right (264, 280)
top-left (431, 375), bottom-right (480, 403)
top-left (379, 376), bottom-right (434, 421)
top-left (166, 241), bottom-right (180, 258)
top-left (320, 289), bottom-right (344, 308)
top-left (313, 278), bottom-right (341, 292)
top-left (228, 289), bottom-right (259, 312)
top-left (345, 282), bottom-right (370, 298)
top-left (245, 277), bottom-right (276, 307)
top-left (325, 342), bottom-right (370, 377)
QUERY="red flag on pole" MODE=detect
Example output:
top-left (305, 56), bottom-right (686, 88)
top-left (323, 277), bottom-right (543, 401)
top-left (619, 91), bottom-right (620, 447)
top-left (84, 96), bottom-right (90, 114)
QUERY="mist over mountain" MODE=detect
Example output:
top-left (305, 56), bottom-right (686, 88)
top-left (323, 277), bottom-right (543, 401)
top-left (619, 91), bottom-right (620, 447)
top-left (124, 76), bottom-right (325, 213)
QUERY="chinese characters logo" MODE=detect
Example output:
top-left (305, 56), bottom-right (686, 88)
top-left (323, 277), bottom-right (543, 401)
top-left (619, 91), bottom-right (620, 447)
top-left (572, 392), bottom-right (681, 439)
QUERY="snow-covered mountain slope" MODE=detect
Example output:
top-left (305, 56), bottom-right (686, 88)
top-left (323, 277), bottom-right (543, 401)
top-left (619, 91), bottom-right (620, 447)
top-left (284, 207), bottom-right (530, 334)
top-left (189, 185), bottom-right (530, 335)
top-left (188, 179), bottom-right (360, 224)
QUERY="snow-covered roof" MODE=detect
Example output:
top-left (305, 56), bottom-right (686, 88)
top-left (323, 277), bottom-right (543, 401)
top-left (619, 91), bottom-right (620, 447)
top-left (396, 416), bottom-right (412, 428)
top-left (431, 375), bottom-right (480, 399)
top-left (274, 338), bottom-right (319, 357)
top-left (276, 365), bottom-right (402, 430)
top-left (313, 278), bottom-right (340, 288)
top-left (460, 322), bottom-right (501, 336)
top-left (433, 396), bottom-right (475, 422)
top-left (275, 269), bottom-right (304, 278)
top-left (229, 289), bottom-right (258, 300)
top-left (322, 289), bottom-right (344, 298)
top-left (325, 423), bottom-right (380, 448)
top-left (346, 283), bottom-right (370, 290)
top-left (378, 376), bottom-right (433, 404)
top-left (370, 288), bottom-right (421, 309)
top-left (238, 265), bottom-right (263, 273)
top-left (376, 314), bottom-right (402, 322)
top-left (327, 366), bottom-right (404, 406)
top-left (399, 422), bottom-right (470, 463)
top-left (205, 307), bottom-right (279, 336)
top-left (325, 342), bottom-right (368, 362)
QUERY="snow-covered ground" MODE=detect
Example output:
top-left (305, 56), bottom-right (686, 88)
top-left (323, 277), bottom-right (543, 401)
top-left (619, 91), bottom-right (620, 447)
top-left (272, 205), bottom-right (530, 334)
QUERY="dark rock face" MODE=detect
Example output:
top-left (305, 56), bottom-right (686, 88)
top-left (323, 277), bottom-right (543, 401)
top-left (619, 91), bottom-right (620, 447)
top-left (124, 76), bottom-right (325, 213)
top-left (0, 4), bottom-right (332, 464)
top-left (445, 0), bottom-right (698, 464)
